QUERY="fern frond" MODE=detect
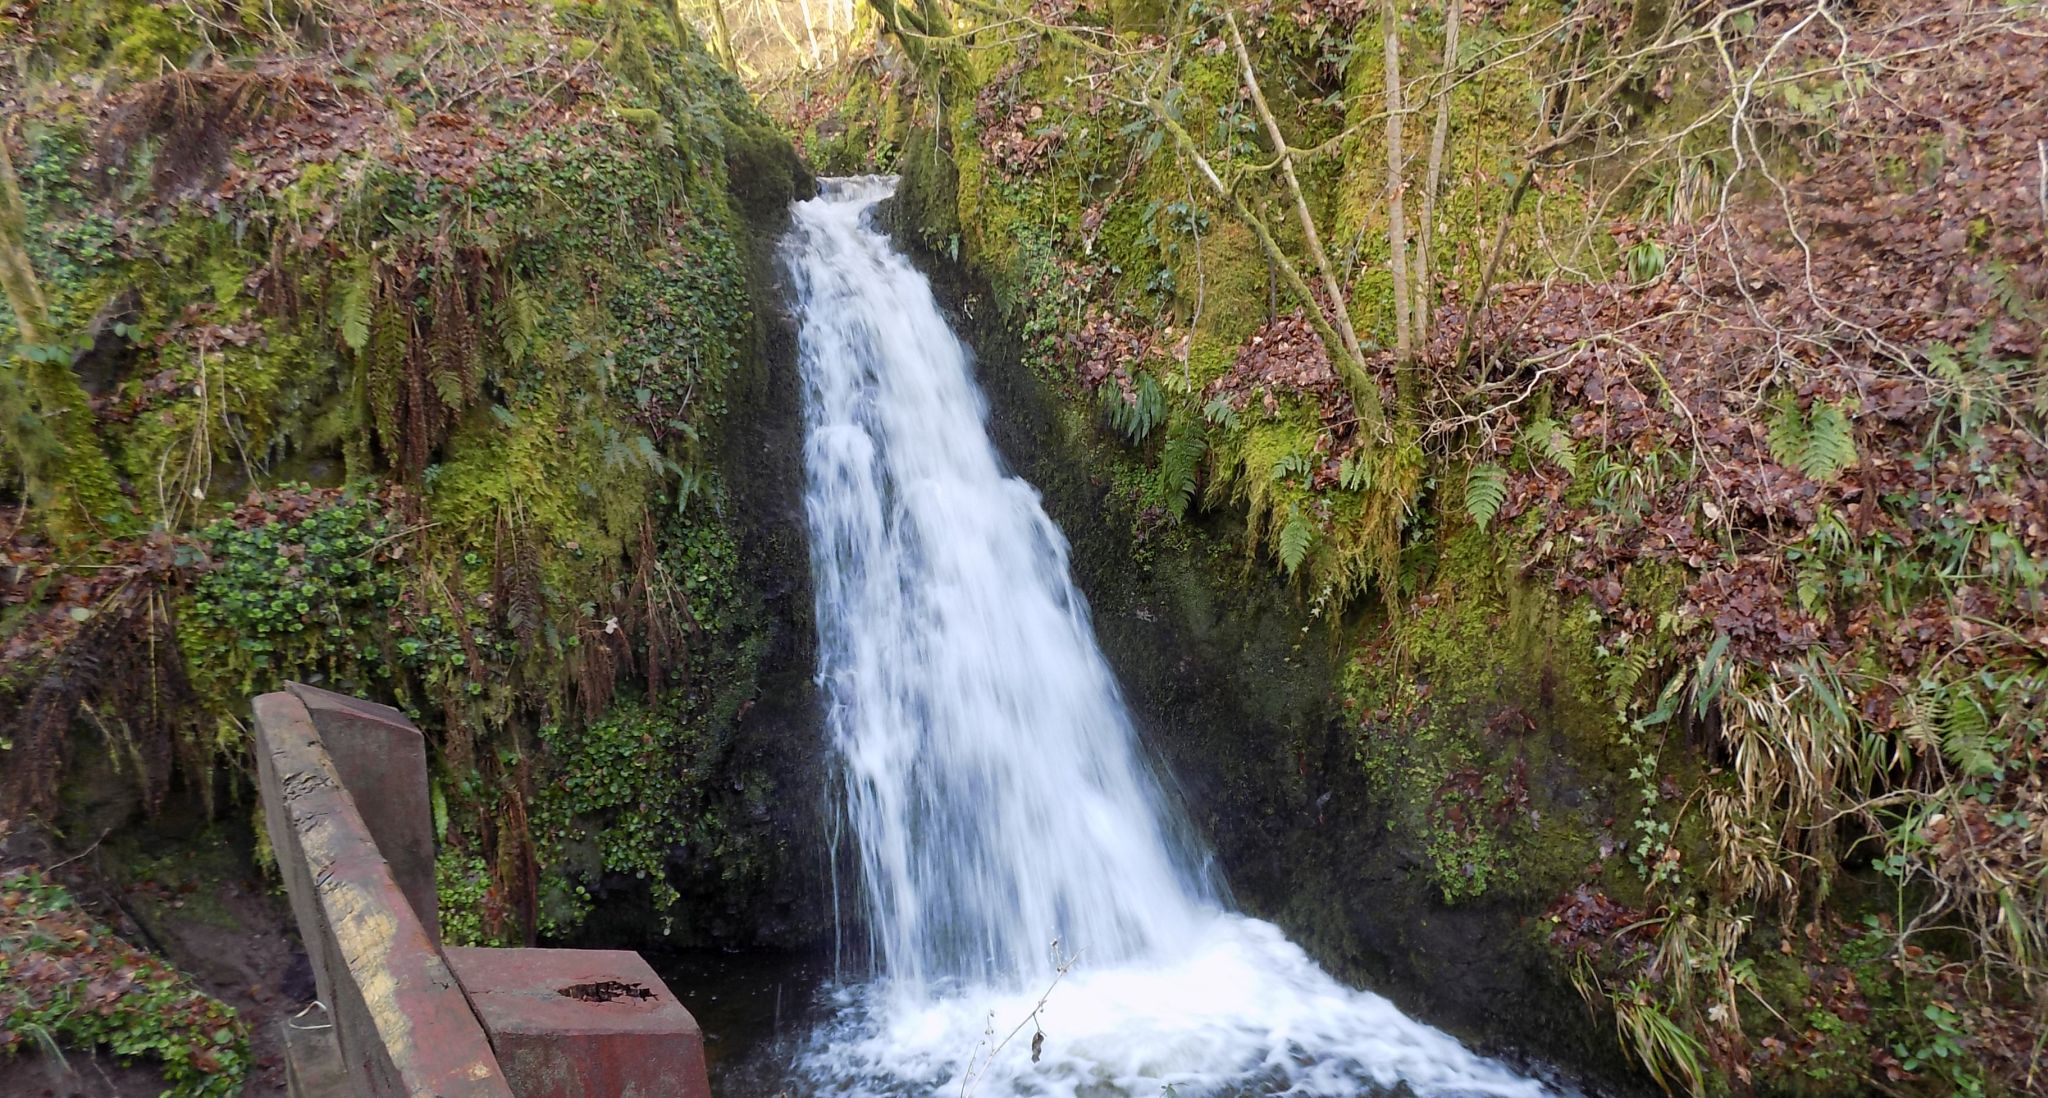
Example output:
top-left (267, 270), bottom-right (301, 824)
top-left (1798, 402), bottom-right (1856, 481)
top-left (1159, 418), bottom-right (1207, 519)
top-left (1278, 507), bottom-right (1316, 574)
top-left (339, 260), bottom-right (374, 353)
top-left (1768, 395), bottom-right (1857, 481)
top-left (1940, 682), bottom-right (1997, 777)
top-left (1202, 394), bottom-right (1241, 431)
top-left (1767, 395), bottom-right (1805, 471)
top-left (1271, 451), bottom-right (1312, 485)
top-left (429, 370), bottom-right (465, 408)
top-left (1338, 454), bottom-right (1370, 492)
top-left (501, 275), bottom-right (541, 364)
top-left (1101, 373), bottom-right (1166, 443)
top-left (1520, 416), bottom-right (1578, 476)
top-left (633, 434), bottom-right (663, 472)
top-left (1606, 643), bottom-right (1654, 704)
top-left (1465, 463), bottom-right (1509, 530)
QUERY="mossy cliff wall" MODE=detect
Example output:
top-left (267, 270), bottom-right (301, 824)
top-left (1, 0), bottom-right (832, 967)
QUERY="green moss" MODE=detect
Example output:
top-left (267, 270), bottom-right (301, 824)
top-left (2, 0), bottom-right (816, 953)
top-left (1341, 525), bottom-right (1620, 903)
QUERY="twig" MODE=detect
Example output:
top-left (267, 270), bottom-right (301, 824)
top-left (1380, 0), bottom-right (1413, 364)
top-left (1412, 0), bottom-right (1462, 338)
top-left (1225, 13), bottom-right (1370, 383)
top-left (49, 828), bottom-right (113, 872)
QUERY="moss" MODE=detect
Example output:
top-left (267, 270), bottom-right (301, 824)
top-left (5, 0), bottom-right (828, 956)
top-left (1339, 524), bottom-right (1621, 904)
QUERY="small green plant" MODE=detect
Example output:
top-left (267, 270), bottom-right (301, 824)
top-left (1767, 395), bottom-right (1858, 482)
top-left (1891, 1001), bottom-right (1986, 1098)
top-left (1, 870), bottom-right (249, 1096)
top-left (436, 851), bottom-right (517, 947)
top-left (1277, 506), bottom-right (1316, 574)
top-left (1101, 372), bottom-right (1166, 442)
top-left (1463, 463), bottom-right (1508, 529)
top-left (1624, 239), bottom-right (1668, 283)
top-left (184, 488), bottom-right (399, 697)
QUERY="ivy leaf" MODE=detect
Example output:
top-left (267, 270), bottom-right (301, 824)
top-left (1465, 463), bottom-right (1509, 529)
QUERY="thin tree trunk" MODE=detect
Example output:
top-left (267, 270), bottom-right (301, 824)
top-left (766, 0), bottom-right (809, 61)
top-left (0, 139), bottom-right (50, 345)
top-left (1225, 12), bottom-right (1370, 381)
top-left (0, 137), bottom-right (125, 542)
top-left (1380, 0), bottom-right (1412, 365)
top-left (1411, 0), bottom-right (1459, 338)
top-left (700, 0), bottom-right (737, 70)
top-left (1453, 164), bottom-right (1532, 374)
top-left (1153, 108), bottom-right (1388, 439)
top-left (796, 0), bottom-right (824, 68)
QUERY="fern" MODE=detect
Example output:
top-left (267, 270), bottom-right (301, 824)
top-left (673, 467), bottom-right (704, 514)
top-left (1986, 262), bottom-right (2040, 323)
top-left (1519, 416), bottom-right (1578, 476)
top-left (1101, 373), bottom-right (1166, 442)
top-left (1464, 463), bottom-right (1509, 530)
top-left (429, 369), bottom-right (465, 408)
top-left (1940, 682), bottom-right (1997, 777)
top-left (1606, 643), bottom-right (1655, 706)
top-left (1278, 507), bottom-right (1316, 574)
top-left (1338, 454), bottom-right (1370, 492)
top-left (1202, 394), bottom-right (1241, 431)
top-left (632, 434), bottom-right (663, 472)
top-left (1802, 403), bottom-right (1857, 480)
top-left (501, 275), bottom-right (541, 364)
top-left (1768, 395), bottom-right (1858, 482)
top-left (1158, 418), bottom-right (1207, 519)
top-left (1271, 451), bottom-right (1312, 485)
top-left (603, 435), bottom-right (637, 473)
top-left (339, 259), bottom-right (374, 353)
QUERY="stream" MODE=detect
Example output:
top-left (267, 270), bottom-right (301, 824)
top-left (765, 175), bottom-right (1565, 1097)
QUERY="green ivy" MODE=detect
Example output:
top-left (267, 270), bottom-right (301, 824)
top-left (0, 870), bottom-right (249, 1097)
top-left (535, 699), bottom-right (708, 926)
top-left (183, 489), bottom-right (399, 701)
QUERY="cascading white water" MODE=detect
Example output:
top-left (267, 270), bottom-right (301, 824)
top-left (786, 176), bottom-right (1559, 1097)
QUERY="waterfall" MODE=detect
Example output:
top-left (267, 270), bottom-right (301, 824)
top-left (785, 176), bottom-right (1557, 1098)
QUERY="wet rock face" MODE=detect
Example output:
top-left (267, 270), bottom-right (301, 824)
top-left (878, 203), bottom-right (1644, 1095)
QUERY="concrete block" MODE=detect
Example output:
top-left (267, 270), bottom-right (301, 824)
top-left (286, 682), bottom-right (439, 940)
top-left (445, 947), bottom-right (711, 1098)
top-left (252, 692), bottom-right (512, 1098)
